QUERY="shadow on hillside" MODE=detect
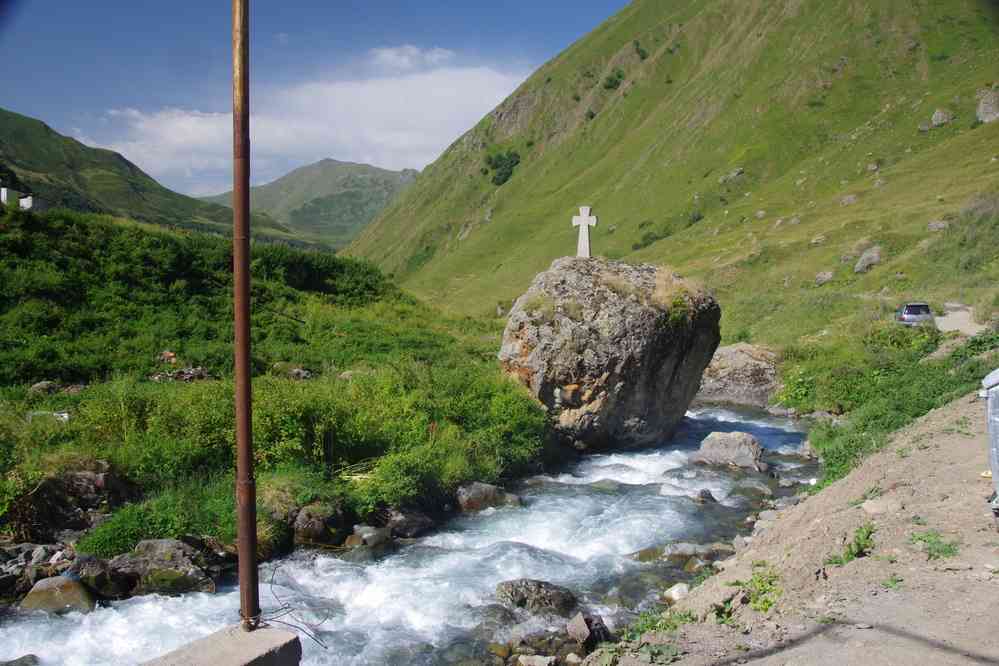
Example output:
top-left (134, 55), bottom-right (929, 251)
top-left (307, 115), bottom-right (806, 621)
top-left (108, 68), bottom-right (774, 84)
top-left (709, 616), bottom-right (999, 664)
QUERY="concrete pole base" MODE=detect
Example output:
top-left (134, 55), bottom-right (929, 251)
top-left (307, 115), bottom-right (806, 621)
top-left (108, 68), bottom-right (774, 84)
top-left (142, 625), bottom-right (302, 666)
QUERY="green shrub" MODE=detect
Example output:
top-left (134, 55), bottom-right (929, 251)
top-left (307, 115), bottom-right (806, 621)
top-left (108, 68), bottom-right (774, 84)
top-left (603, 68), bottom-right (626, 90)
top-left (825, 522), bottom-right (876, 566)
top-left (909, 530), bottom-right (960, 560)
top-left (484, 151), bottom-right (522, 186)
top-left (728, 562), bottom-right (781, 613)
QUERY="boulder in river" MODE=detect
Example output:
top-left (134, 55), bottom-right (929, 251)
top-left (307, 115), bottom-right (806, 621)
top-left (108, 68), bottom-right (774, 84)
top-left (19, 575), bottom-right (95, 614)
top-left (385, 507), bottom-right (436, 538)
top-left (108, 539), bottom-right (215, 596)
top-left (691, 432), bottom-right (767, 472)
top-left (456, 482), bottom-right (521, 512)
top-left (66, 555), bottom-right (132, 599)
top-left (695, 343), bottom-right (780, 408)
top-left (499, 257), bottom-right (721, 450)
top-left (496, 578), bottom-right (578, 616)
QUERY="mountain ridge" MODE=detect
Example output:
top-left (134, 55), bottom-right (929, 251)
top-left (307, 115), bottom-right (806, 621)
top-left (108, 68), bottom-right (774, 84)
top-left (203, 158), bottom-right (418, 248)
top-left (349, 0), bottom-right (999, 344)
top-left (0, 107), bottom-right (296, 242)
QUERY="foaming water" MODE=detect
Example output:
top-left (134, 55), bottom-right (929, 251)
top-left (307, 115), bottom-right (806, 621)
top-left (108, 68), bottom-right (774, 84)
top-left (0, 409), bottom-right (806, 665)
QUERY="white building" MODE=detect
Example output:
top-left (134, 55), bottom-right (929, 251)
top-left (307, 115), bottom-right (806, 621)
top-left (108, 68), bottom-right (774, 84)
top-left (0, 187), bottom-right (7, 205)
top-left (19, 195), bottom-right (33, 211)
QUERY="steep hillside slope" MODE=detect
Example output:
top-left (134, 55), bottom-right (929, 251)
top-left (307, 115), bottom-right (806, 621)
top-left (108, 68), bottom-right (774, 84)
top-left (350, 0), bottom-right (999, 344)
top-left (204, 159), bottom-right (417, 248)
top-left (0, 107), bottom-right (294, 242)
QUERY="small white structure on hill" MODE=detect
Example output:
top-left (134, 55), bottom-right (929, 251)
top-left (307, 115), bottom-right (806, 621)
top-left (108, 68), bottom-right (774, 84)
top-left (572, 206), bottom-right (598, 258)
top-left (0, 187), bottom-right (7, 205)
top-left (18, 194), bottom-right (33, 210)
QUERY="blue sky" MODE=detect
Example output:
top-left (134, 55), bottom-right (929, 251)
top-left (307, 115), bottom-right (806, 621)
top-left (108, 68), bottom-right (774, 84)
top-left (0, 0), bottom-right (628, 195)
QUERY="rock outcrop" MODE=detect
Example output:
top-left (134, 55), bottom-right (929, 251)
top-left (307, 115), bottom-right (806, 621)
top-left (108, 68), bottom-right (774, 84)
top-left (854, 245), bottom-right (882, 274)
top-left (499, 258), bottom-right (720, 449)
top-left (691, 432), bottom-right (766, 472)
top-left (695, 344), bottom-right (780, 409)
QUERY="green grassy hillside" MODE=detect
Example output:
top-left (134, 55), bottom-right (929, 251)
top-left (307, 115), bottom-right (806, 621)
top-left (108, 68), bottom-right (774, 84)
top-left (350, 0), bottom-right (999, 344)
top-left (0, 107), bottom-right (296, 243)
top-left (0, 208), bottom-right (544, 552)
top-left (204, 158), bottom-right (417, 248)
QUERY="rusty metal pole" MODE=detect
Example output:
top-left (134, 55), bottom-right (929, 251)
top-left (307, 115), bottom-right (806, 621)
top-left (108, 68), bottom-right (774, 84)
top-left (232, 0), bottom-right (260, 631)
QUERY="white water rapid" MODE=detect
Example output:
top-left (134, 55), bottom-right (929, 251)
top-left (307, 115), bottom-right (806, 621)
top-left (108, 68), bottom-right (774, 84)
top-left (0, 408), bottom-right (807, 665)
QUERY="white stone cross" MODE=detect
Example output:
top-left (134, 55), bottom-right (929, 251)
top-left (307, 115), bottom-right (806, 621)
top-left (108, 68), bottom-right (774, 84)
top-left (572, 206), bottom-right (597, 258)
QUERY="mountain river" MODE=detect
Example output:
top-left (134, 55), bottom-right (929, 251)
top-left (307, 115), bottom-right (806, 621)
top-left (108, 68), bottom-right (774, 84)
top-left (0, 407), bottom-right (811, 665)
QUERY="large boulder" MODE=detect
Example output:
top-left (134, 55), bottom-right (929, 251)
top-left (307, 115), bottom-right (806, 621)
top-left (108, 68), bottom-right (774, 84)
top-left (499, 258), bottom-right (720, 449)
top-left (496, 578), bottom-right (578, 616)
top-left (690, 432), bottom-right (766, 472)
top-left (385, 507), bottom-right (436, 538)
top-left (695, 344), bottom-right (780, 408)
top-left (108, 539), bottom-right (215, 596)
top-left (456, 482), bottom-right (522, 513)
top-left (19, 575), bottom-right (95, 614)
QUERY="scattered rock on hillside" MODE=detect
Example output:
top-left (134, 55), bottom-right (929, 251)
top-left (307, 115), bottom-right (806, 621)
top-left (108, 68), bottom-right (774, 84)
top-left (19, 575), bottom-right (95, 614)
top-left (918, 122), bottom-right (931, 133)
top-left (755, 210), bottom-right (767, 220)
top-left (978, 88), bottom-right (999, 124)
top-left (840, 194), bottom-right (859, 206)
top-left (499, 257), bottom-right (721, 450)
top-left (854, 245), bottom-right (882, 273)
top-left (496, 579), bottom-right (578, 616)
top-left (272, 363), bottom-right (312, 381)
top-left (108, 539), bottom-right (216, 597)
top-left (927, 220), bottom-right (949, 232)
top-left (456, 482), bottom-right (521, 512)
top-left (931, 108), bottom-right (954, 127)
top-left (718, 167), bottom-right (744, 185)
top-left (810, 235), bottom-right (826, 246)
top-left (149, 367), bottom-right (210, 382)
top-left (696, 344), bottom-right (780, 409)
top-left (691, 432), bottom-right (766, 472)
top-left (28, 381), bottom-right (60, 395)
top-left (815, 272), bottom-right (834, 286)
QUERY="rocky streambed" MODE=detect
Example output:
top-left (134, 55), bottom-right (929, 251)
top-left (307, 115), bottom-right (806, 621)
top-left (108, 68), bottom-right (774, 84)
top-left (0, 407), bottom-right (815, 666)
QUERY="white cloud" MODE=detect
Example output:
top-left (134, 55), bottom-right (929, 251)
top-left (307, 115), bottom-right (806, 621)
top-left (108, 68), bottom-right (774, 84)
top-left (368, 45), bottom-right (455, 71)
top-left (275, 32), bottom-right (289, 46)
top-left (77, 47), bottom-right (529, 196)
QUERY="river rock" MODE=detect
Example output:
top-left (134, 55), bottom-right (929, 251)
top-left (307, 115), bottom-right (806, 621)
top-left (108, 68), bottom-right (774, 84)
top-left (691, 432), bottom-right (766, 472)
top-left (696, 343), bottom-right (780, 408)
top-left (108, 539), bottom-right (215, 596)
top-left (499, 257), bottom-right (720, 449)
top-left (385, 507), bottom-right (436, 538)
top-left (815, 271), bottom-right (834, 286)
top-left (567, 612), bottom-right (613, 651)
top-left (519, 657), bottom-right (556, 666)
top-left (293, 502), bottom-right (349, 546)
top-left (19, 575), bottom-right (95, 614)
top-left (496, 579), bottom-right (578, 616)
top-left (66, 555), bottom-right (132, 599)
top-left (664, 582), bottom-right (690, 604)
top-left (854, 246), bottom-right (882, 274)
top-left (456, 482), bottom-right (521, 512)
top-left (978, 88), bottom-right (999, 124)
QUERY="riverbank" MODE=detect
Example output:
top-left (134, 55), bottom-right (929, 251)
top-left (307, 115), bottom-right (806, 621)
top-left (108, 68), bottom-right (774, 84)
top-left (588, 391), bottom-right (999, 665)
